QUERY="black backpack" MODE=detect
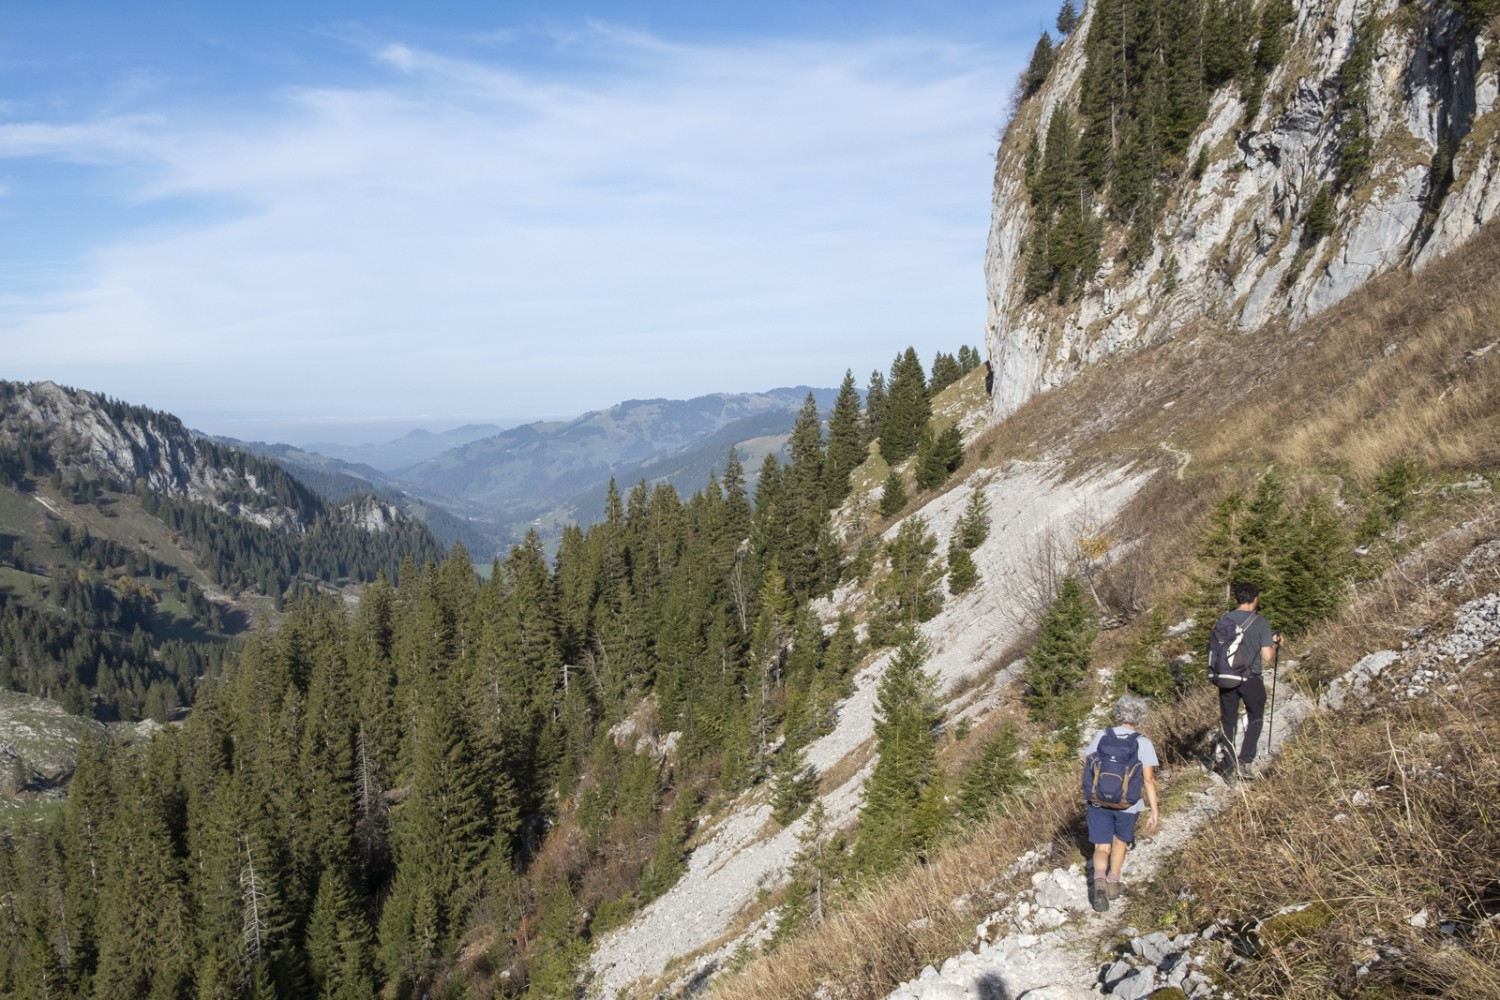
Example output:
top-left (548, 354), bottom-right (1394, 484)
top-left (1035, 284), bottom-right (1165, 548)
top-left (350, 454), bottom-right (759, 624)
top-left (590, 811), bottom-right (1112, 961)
top-left (1207, 611), bottom-right (1261, 689)
top-left (1082, 730), bottom-right (1143, 810)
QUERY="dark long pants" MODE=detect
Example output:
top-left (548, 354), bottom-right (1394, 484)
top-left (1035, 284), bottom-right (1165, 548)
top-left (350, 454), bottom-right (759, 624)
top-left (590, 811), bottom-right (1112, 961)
top-left (1219, 674), bottom-right (1267, 764)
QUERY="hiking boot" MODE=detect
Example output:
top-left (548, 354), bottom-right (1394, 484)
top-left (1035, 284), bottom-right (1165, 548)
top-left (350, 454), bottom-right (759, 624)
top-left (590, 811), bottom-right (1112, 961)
top-left (1237, 761), bottom-right (1261, 782)
top-left (1089, 878), bottom-right (1110, 913)
top-left (1104, 879), bottom-right (1123, 899)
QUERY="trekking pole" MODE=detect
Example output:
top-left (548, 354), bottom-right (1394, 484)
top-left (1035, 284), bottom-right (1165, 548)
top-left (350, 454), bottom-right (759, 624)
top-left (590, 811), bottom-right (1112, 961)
top-left (1265, 640), bottom-right (1280, 755)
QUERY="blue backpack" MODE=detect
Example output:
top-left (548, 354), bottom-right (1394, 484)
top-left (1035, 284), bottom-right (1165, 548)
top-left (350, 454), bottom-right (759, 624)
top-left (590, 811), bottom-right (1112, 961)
top-left (1082, 730), bottom-right (1143, 810)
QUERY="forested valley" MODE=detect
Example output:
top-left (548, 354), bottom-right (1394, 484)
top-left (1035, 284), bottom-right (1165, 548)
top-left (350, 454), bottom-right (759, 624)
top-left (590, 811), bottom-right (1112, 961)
top-left (0, 349), bottom-right (992, 999)
top-left (0, 382), bottom-right (448, 724)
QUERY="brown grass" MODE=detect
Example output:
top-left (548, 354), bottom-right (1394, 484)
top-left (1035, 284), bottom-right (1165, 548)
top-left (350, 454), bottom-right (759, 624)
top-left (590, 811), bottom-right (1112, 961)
top-left (1136, 658), bottom-right (1500, 999)
top-left (712, 679), bottom-right (1230, 1000)
top-left (704, 209), bottom-right (1500, 999)
top-left (709, 770), bottom-right (1086, 1000)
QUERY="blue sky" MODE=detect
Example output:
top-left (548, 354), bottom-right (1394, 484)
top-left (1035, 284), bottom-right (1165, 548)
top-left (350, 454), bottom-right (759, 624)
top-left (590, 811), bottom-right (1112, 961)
top-left (1, 0), bottom-right (1053, 444)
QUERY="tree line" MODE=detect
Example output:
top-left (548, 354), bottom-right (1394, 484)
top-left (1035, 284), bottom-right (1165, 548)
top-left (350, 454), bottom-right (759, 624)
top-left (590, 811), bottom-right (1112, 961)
top-left (0, 348), bottom-right (987, 999)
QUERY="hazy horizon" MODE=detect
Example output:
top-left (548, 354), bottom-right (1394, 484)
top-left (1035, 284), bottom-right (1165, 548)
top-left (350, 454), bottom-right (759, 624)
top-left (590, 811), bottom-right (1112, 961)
top-left (2, 0), bottom-right (1044, 427)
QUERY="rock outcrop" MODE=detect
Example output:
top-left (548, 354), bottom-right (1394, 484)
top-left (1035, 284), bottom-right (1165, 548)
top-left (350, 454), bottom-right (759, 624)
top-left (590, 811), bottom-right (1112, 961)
top-left (986, 0), bottom-right (1500, 419)
top-left (0, 380), bottom-right (406, 535)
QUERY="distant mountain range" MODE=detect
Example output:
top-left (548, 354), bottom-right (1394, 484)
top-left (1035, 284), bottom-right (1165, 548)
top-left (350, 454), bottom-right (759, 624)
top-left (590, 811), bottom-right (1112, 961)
top-left (394, 387), bottom-right (837, 545)
top-left (217, 387), bottom-right (839, 557)
top-left (301, 424), bottom-right (507, 474)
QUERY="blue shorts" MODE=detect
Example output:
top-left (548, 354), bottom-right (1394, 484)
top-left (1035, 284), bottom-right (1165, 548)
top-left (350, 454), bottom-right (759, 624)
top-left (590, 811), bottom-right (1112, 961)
top-left (1086, 803), bottom-right (1140, 846)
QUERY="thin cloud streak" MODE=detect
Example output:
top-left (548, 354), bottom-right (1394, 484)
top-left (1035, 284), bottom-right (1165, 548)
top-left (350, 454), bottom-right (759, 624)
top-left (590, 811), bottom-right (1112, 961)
top-left (0, 23), bottom-right (1020, 431)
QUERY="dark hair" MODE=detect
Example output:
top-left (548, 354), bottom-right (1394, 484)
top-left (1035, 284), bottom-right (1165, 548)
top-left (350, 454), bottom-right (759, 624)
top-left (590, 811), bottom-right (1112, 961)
top-left (1232, 581), bottom-right (1260, 605)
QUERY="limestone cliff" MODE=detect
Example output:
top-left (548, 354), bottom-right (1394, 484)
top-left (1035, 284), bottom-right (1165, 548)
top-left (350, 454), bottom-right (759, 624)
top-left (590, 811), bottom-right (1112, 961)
top-left (986, 0), bottom-right (1500, 418)
top-left (3, 380), bottom-right (314, 533)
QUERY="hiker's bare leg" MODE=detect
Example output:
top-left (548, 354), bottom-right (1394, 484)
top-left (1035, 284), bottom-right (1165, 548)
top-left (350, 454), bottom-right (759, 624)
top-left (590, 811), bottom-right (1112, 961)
top-left (1108, 837), bottom-right (1129, 879)
top-left (1092, 842), bottom-right (1110, 877)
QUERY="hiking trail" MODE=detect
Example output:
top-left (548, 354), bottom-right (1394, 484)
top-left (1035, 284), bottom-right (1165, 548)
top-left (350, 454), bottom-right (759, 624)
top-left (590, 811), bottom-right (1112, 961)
top-left (879, 587), bottom-right (1500, 1000)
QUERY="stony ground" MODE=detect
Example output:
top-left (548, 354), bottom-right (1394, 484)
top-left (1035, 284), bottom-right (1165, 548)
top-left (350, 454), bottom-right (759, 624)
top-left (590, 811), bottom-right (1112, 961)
top-left (0, 688), bottom-right (155, 807)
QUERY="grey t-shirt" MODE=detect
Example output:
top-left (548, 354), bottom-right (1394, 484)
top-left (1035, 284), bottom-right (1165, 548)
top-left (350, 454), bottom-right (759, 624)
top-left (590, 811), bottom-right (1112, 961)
top-left (1223, 609), bottom-right (1275, 675)
top-left (1083, 727), bottom-right (1158, 814)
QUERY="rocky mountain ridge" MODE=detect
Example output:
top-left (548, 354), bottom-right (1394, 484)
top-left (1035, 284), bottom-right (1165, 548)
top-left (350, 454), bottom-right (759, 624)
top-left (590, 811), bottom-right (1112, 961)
top-left (2, 380), bottom-right (433, 544)
top-left (4, 380), bottom-right (315, 533)
top-left (986, 0), bottom-right (1500, 418)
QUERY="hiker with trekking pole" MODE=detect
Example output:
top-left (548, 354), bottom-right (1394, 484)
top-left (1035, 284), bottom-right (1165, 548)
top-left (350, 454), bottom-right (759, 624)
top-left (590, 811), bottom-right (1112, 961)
top-left (1206, 581), bottom-right (1282, 782)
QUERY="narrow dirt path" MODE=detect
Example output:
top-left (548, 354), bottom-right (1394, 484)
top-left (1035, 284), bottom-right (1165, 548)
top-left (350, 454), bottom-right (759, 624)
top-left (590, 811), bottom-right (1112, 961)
top-left (882, 586), bottom-right (1500, 1000)
top-left (880, 680), bottom-right (1317, 1000)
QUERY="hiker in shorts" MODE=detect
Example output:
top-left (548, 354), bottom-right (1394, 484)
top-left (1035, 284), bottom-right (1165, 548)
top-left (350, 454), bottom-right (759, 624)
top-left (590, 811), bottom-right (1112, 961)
top-left (1216, 581), bottom-right (1282, 781)
top-left (1082, 695), bottom-right (1159, 912)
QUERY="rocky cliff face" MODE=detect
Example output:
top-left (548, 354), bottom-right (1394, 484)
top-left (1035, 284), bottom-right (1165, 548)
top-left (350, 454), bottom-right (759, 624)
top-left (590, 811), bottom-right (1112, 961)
top-left (1, 380), bottom-right (310, 531)
top-left (986, 0), bottom-right (1500, 418)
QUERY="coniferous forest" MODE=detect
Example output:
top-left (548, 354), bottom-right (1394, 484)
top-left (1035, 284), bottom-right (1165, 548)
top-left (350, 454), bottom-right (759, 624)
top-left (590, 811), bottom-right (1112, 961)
top-left (0, 382), bottom-right (449, 723)
top-left (0, 349), bottom-right (987, 1000)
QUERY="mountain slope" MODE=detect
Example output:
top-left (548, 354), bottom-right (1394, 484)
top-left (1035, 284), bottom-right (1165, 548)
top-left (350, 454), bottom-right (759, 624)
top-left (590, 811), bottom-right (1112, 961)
top-left (395, 387), bottom-right (836, 530)
top-left (984, 0), bottom-right (1500, 419)
top-left (702, 210), bottom-right (1500, 1000)
top-left (215, 436), bottom-right (503, 558)
top-left (0, 380), bottom-right (447, 723)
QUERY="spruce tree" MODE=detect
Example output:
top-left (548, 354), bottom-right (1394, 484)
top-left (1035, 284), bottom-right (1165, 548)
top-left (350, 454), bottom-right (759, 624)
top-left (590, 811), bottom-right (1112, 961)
top-left (779, 394), bottom-right (838, 601)
top-left (947, 543), bottom-right (979, 595)
top-left (305, 864), bottom-right (376, 1000)
top-left (877, 348), bottom-right (931, 465)
top-left (771, 799), bottom-right (836, 947)
top-left (749, 565), bottom-right (793, 772)
top-left (1033, 107), bottom-right (1078, 217)
top-left (1023, 575), bottom-right (1096, 737)
top-left (929, 352), bottom-right (963, 394)
top-left (91, 769), bottom-right (194, 1000)
top-left (853, 638), bottom-right (943, 876)
top-left (771, 740), bottom-right (817, 826)
top-left (393, 693), bottom-right (495, 954)
top-left (1274, 491), bottom-right (1350, 634)
top-left (1302, 184), bottom-right (1336, 246)
top-left (1056, 0), bottom-right (1080, 35)
top-left (878, 471), bottom-right (907, 518)
top-left (956, 487), bottom-right (992, 550)
top-left (915, 425), bottom-right (964, 491)
top-left (824, 370), bottom-right (866, 507)
top-left (863, 370), bottom-right (887, 445)
top-left (1117, 610), bottom-right (1176, 699)
top-left (1021, 32), bottom-right (1056, 98)
top-left (869, 516), bottom-right (943, 645)
top-left (639, 787), bottom-right (697, 902)
top-left (957, 724), bottom-right (1025, 820)
top-left (721, 445), bottom-right (753, 543)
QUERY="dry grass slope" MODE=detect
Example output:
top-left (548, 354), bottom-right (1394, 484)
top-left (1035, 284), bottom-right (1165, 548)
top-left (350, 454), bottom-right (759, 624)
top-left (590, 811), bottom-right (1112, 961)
top-left (708, 218), bottom-right (1500, 999)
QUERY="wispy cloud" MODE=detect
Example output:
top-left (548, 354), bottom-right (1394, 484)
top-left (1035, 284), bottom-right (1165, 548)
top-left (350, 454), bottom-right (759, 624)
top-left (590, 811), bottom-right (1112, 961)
top-left (0, 22), bottom-right (1021, 431)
